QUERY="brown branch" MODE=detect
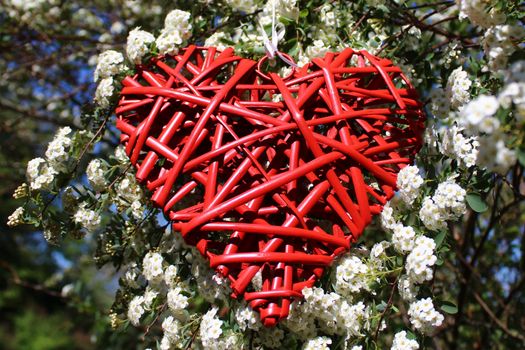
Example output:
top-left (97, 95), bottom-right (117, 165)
top-left (373, 274), bottom-right (400, 340)
top-left (406, 1), bottom-right (455, 10)
top-left (472, 291), bottom-right (525, 343)
top-left (0, 99), bottom-right (77, 128)
top-left (0, 260), bottom-right (66, 299)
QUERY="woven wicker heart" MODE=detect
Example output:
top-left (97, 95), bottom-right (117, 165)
top-left (115, 45), bottom-right (425, 326)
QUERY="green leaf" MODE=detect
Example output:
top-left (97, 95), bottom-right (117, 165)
top-left (299, 9), bottom-right (309, 18)
top-left (466, 193), bottom-right (488, 213)
top-left (406, 330), bottom-right (417, 340)
top-left (440, 300), bottom-right (458, 314)
top-left (434, 230), bottom-right (446, 247)
top-left (376, 300), bottom-right (387, 312)
top-left (518, 149), bottom-right (525, 167)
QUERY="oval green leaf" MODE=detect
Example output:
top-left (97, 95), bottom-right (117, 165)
top-left (466, 193), bottom-right (488, 213)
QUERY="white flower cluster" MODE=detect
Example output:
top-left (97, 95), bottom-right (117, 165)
top-left (390, 330), bottom-right (419, 350)
top-left (127, 295), bottom-right (146, 326)
top-left (167, 286), bottom-right (189, 314)
top-left (398, 275), bottom-right (418, 302)
top-left (161, 316), bottom-right (182, 350)
top-left (191, 253), bottom-right (230, 302)
top-left (45, 126), bottom-right (73, 172)
top-left (305, 39), bottom-right (330, 59)
top-left (260, 0), bottom-right (299, 26)
top-left (381, 204), bottom-right (417, 254)
top-left (380, 203), bottom-right (397, 230)
top-left (164, 265), bottom-right (179, 288)
top-left (408, 298), bottom-right (444, 334)
top-left (116, 172), bottom-right (145, 219)
top-left (284, 287), bottom-right (369, 339)
top-left (142, 251), bottom-right (164, 283)
top-left (439, 124), bottom-right (479, 168)
top-left (86, 159), bottom-right (107, 192)
top-left (94, 50), bottom-right (125, 82)
top-left (405, 236), bottom-right (437, 284)
top-left (459, 95), bottom-right (500, 134)
top-left (204, 32), bottom-right (231, 52)
top-left (126, 287), bottom-right (158, 327)
top-left (123, 262), bottom-right (142, 289)
top-left (156, 10), bottom-right (192, 56)
top-left (4, 0), bottom-right (54, 24)
top-left (391, 223), bottom-right (416, 254)
top-left (124, 247), bottom-right (194, 348)
top-left (200, 307), bottom-right (223, 349)
top-left (334, 254), bottom-right (370, 296)
top-left (419, 177), bottom-right (466, 231)
top-left (441, 41), bottom-right (461, 69)
top-left (430, 66), bottom-right (470, 119)
top-left (457, 0), bottom-right (506, 28)
top-left (73, 202), bottom-right (101, 232)
top-left (370, 240), bottom-right (390, 265)
top-left (457, 92), bottom-right (517, 174)
top-left (396, 165), bottom-right (424, 205)
top-left (446, 67), bottom-right (471, 108)
top-left (483, 24), bottom-right (525, 71)
top-left (7, 207), bottom-right (24, 227)
top-left (126, 27), bottom-right (155, 64)
top-left (225, 0), bottom-right (257, 13)
top-left (94, 77), bottom-right (114, 108)
top-left (500, 61), bottom-right (525, 123)
top-left (303, 336), bottom-right (332, 350)
top-left (234, 304), bottom-right (261, 331)
top-left (254, 327), bottom-right (285, 349)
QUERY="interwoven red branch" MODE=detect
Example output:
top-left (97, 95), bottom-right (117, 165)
top-left (115, 45), bottom-right (425, 326)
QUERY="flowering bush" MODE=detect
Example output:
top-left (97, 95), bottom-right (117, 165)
top-left (4, 0), bottom-right (525, 349)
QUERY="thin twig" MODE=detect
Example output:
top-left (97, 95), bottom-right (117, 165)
top-left (472, 291), bottom-right (525, 343)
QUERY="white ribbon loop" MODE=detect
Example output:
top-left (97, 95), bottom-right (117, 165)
top-left (258, 1), bottom-right (297, 67)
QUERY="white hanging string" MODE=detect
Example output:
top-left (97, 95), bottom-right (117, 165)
top-left (258, 1), bottom-right (297, 67)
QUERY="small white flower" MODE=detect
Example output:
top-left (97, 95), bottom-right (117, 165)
top-left (126, 27), bottom-right (155, 64)
top-left (73, 203), bottom-right (101, 232)
top-left (235, 304), bottom-right (261, 331)
top-left (334, 255), bottom-right (370, 296)
top-left (391, 330), bottom-right (419, 350)
top-left (303, 336), bottom-right (332, 350)
top-left (446, 67), bottom-right (471, 108)
top-left (396, 165), bottom-right (424, 205)
top-left (167, 286), bottom-right (189, 313)
top-left (94, 50), bottom-right (125, 81)
top-left (204, 32), bottom-right (230, 52)
top-left (26, 157), bottom-right (56, 190)
top-left (391, 224), bottom-right (416, 254)
top-left (406, 236), bottom-right (437, 284)
top-left (127, 295), bottom-right (145, 326)
top-left (142, 252), bottom-right (164, 282)
top-left (45, 127), bottom-right (72, 171)
top-left (86, 159), bottom-right (107, 191)
top-left (200, 307), bottom-right (223, 348)
top-left (162, 315), bottom-right (181, 343)
top-left (94, 77), bottom-right (114, 108)
top-left (306, 39), bottom-right (330, 59)
top-left (381, 203), bottom-right (398, 231)
top-left (408, 298), bottom-right (444, 334)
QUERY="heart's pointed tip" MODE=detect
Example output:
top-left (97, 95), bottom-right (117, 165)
top-left (263, 317), bottom-right (277, 328)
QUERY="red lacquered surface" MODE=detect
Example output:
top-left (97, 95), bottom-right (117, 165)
top-left (115, 45), bottom-right (425, 326)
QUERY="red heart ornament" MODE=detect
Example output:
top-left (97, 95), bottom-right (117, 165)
top-left (115, 45), bottom-right (425, 326)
